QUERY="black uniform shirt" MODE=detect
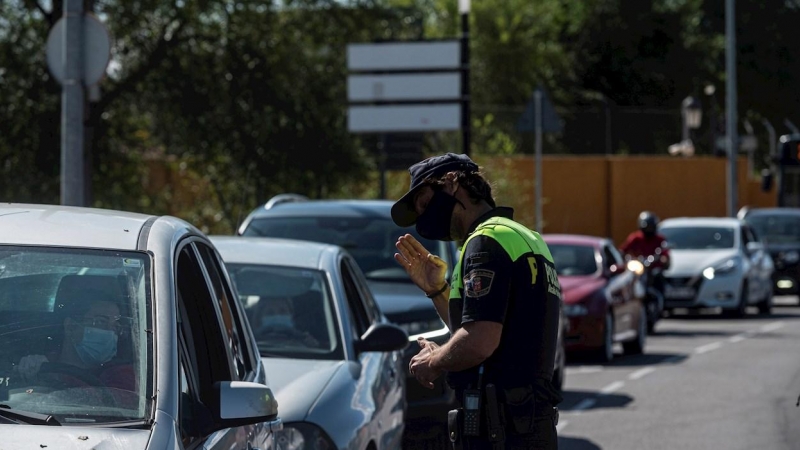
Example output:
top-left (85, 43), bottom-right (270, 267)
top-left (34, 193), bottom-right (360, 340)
top-left (446, 207), bottom-right (563, 406)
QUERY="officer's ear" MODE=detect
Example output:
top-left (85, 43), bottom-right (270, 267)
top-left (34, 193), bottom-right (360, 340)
top-left (442, 172), bottom-right (460, 194)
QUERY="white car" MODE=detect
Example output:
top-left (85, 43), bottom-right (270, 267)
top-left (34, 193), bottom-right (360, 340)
top-left (659, 217), bottom-right (774, 316)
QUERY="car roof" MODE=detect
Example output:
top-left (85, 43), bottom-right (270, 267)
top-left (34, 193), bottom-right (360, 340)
top-left (245, 199), bottom-right (395, 219)
top-left (743, 207), bottom-right (800, 217)
top-left (659, 217), bottom-right (741, 228)
top-left (0, 203), bottom-right (153, 250)
top-left (210, 235), bottom-right (339, 269)
top-left (542, 234), bottom-right (606, 247)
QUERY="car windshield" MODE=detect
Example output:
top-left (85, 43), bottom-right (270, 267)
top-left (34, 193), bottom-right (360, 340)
top-left (548, 244), bottom-right (599, 276)
top-left (226, 264), bottom-right (344, 361)
top-left (0, 246), bottom-right (151, 424)
top-left (243, 216), bottom-right (444, 281)
top-left (745, 215), bottom-right (800, 245)
top-left (660, 226), bottom-right (736, 250)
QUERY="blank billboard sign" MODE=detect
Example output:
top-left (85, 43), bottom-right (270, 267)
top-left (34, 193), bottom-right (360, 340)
top-left (348, 104), bottom-right (461, 133)
top-left (347, 41), bottom-right (461, 71)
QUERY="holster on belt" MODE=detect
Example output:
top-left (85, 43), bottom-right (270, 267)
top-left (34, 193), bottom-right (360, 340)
top-left (447, 408), bottom-right (464, 450)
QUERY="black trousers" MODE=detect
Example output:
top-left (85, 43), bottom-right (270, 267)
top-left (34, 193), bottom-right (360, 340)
top-left (460, 414), bottom-right (558, 450)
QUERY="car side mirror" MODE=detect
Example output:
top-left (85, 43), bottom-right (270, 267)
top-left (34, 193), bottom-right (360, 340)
top-left (746, 242), bottom-right (763, 254)
top-left (607, 264), bottom-right (623, 277)
top-left (211, 381), bottom-right (279, 431)
top-left (355, 323), bottom-right (409, 353)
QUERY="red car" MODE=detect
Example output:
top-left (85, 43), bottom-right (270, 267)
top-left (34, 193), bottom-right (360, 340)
top-left (543, 234), bottom-right (647, 362)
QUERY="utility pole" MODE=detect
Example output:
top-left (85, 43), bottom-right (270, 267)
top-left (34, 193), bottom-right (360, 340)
top-left (725, 0), bottom-right (738, 217)
top-left (459, 0), bottom-right (471, 156)
top-left (62, 0), bottom-right (85, 206)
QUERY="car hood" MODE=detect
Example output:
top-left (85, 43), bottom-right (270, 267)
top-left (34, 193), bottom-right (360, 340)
top-left (665, 249), bottom-right (739, 277)
top-left (0, 426), bottom-right (150, 449)
top-left (558, 275), bottom-right (604, 304)
top-left (366, 280), bottom-right (430, 315)
top-left (262, 358), bottom-right (343, 422)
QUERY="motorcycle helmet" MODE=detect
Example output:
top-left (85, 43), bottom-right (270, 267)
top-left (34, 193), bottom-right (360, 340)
top-left (638, 211), bottom-right (659, 236)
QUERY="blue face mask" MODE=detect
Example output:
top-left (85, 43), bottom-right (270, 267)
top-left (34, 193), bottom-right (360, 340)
top-left (74, 327), bottom-right (118, 366)
top-left (260, 314), bottom-right (294, 330)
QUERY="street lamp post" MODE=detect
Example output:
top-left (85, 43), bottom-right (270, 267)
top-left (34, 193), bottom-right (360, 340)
top-left (459, 0), bottom-right (470, 156)
top-left (682, 96), bottom-right (703, 142)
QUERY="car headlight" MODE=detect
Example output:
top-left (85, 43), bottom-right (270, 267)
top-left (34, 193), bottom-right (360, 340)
top-left (276, 423), bottom-right (335, 450)
top-left (563, 303), bottom-right (589, 317)
top-left (703, 259), bottom-right (737, 280)
top-left (783, 251), bottom-right (800, 264)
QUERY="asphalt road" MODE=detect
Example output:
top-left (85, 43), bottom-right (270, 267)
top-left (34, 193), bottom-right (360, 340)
top-left (558, 296), bottom-right (800, 450)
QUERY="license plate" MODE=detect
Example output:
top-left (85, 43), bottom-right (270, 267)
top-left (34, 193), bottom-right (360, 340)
top-left (665, 285), bottom-right (696, 299)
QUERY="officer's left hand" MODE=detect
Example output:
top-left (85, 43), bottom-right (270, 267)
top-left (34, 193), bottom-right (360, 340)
top-left (409, 338), bottom-right (443, 389)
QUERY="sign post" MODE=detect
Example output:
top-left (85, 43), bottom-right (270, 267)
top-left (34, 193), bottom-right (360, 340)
top-left (46, 7), bottom-right (111, 207)
top-left (517, 87), bottom-right (562, 232)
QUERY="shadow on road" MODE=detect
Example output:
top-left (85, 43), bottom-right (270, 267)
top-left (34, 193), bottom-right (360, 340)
top-left (566, 351), bottom-right (688, 367)
top-left (649, 328), bottom-right (735, 338)
top-left (558, 435), bottom-right (603, 449)
top-left (559, 389), bottom-right (633, 411)
top-left (606, 351), bottom-right (688, 367)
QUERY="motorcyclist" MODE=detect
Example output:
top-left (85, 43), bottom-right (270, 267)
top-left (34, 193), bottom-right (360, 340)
top-left (621, 212), bottom-right (671, 329)
top-left (620, 211), bottom-right (671, 272)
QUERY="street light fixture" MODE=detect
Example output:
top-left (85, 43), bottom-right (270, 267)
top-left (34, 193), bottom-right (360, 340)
top-left (682, 96), bottom-right (703, 141)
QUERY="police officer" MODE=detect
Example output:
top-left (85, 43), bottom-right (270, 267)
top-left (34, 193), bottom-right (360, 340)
top-left (391, 153), bottom-right (562, 449)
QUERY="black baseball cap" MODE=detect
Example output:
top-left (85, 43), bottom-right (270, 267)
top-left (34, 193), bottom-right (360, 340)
top-left (391, 153), bottom-right (479, 227)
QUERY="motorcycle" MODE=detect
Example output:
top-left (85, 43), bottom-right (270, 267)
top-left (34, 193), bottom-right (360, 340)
top-left (626, 254), bottom-right (666, 334)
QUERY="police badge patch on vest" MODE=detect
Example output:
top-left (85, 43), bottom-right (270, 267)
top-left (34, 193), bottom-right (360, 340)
top-left (464, 269), bottom-right (495, 297)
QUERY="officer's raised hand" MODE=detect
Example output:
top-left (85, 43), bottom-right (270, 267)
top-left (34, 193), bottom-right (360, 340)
top-left (394, 234), bottom-right (448, 295)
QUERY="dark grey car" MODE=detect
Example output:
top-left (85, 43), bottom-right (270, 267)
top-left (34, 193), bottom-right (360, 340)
top-left (237, 198), bottom-right (459, 445)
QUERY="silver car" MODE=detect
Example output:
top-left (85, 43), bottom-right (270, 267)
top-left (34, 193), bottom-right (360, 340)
top-left (211, 236), bottom-right (408, 450)
top-left (659, 217), bottom-right (774, 316)
top-left (0, 204), bottom-right (281, 449)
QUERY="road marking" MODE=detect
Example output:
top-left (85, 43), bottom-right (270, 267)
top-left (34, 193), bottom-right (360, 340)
top-left (600, 381), bottom-right (625, 395)
top-left (629, 367), bottom-right (655, 380)
top-left (694, 342), bottom-right (723, 354)
top-left (565, 366), bottom-right (603, 375)
top-left (573, 398), bottom-right (596, 412)
top-left (759, 321), bottom-right (784, 333)
top-left (729, 334), bottom-right (747, 343)
top-left (556, 420), bottom-right (568, 433)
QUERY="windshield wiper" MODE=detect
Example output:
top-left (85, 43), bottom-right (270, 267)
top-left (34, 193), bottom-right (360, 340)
top-left (0, 405), bottom-right (61, 426)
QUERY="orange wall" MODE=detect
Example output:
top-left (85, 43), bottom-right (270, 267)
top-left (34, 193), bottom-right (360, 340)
top-left (476, 155), bottom-right (777, 246)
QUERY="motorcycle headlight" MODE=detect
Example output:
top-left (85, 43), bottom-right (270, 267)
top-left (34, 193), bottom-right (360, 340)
top-left (563, 303), bottom-right (589, 317)
top-left (276, 422), bottom-right (335, 450)
top-left (783, 251), bottom-right (799, 264)
top-left (626, 260), bottom-right (645, 275)
top-left (703, 259), bottom-right (737, 280)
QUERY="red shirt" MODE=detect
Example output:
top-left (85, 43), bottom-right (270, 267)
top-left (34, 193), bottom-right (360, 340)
top-left (620, 230), bottom-right (671, 269)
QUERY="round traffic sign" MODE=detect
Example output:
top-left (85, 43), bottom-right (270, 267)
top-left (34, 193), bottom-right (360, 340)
top-left (46, 14), bottom-right (112, 86)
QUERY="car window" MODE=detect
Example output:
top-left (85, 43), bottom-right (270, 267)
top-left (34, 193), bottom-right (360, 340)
top-left (745, 214), bottom-right (800, 244)
top-left (548, 244), bottom-right (600, 276)
top-left (195, 243), bottom-right (253, 381)
top-left (602, 244), bottom-right (620, 269)
top-left (0, 246), bottom-right (151, 424)
top-left (341, 260), bottom-right (371, 337)
top-left (178, 348), bottom-right (201, 445)
top-left (226, 263), bottom-right (344, 361)
top-left (176, 244), bottom-right (233, 400)
top-left (345, 257), bottom-right (379, 323)
top-left (659, 226), bottom-right (735, 250)
top-left (242, 216), bottom-right (448, 282)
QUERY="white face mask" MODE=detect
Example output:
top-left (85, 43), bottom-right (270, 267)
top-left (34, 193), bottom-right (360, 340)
top-left (74, 326), bottom-right (118, 365)
top-left (260, 314), bottom-right (294, 330)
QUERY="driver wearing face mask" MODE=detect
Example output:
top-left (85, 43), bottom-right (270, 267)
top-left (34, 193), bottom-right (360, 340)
top-left (17, 295), bottom-right (132, 393)
top-left (254, 297), bottom-right (319, 347)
